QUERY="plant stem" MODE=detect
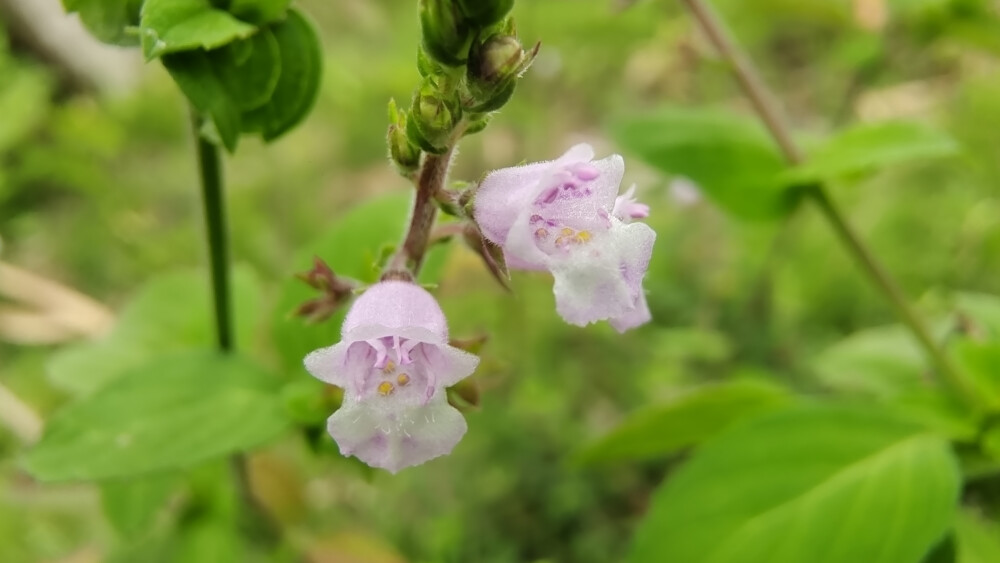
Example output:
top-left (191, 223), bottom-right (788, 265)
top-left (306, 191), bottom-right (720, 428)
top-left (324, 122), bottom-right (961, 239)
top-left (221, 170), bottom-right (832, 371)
top-left (191, 112), bottom-right (282, 549)
top-left (193, 114), bottom-right (233, 352)
top-left (680, 0), bottom-right (977, 404)
top-left (385, 149), bottom-right (455, 278)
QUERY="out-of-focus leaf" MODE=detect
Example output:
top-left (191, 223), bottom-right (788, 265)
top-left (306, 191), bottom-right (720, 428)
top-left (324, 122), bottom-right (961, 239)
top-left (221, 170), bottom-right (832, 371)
top-left (0, 65), bottom-right (51, 153)
top-left (173, 520), bottom-right (242, 563)
top-left (228, 0), bottom-right (292, 25)
top-left (629, 404), bottom-right (961, 563)
top-left (892, 389), bottom-right (980, 442)
top-left (952, 340), bottom-right (1000, 410)
top-left (47, 267), bottom-right (262, 395)
top-left (241, 9), bottom-right (322, 141)
top-left (163, 49), bottom-right (241, 151)
top-left (140, 0), bottom-right (256, 60)
top-left (577, 379), bottom-right (790, 465)
top-left (956, 292), bottom-right (1000, 339)
top-left (63, 0), bottom-right (143, 46)
top-left (25, 352), bottom-right (290, 481)
top-left (612, 106), bottom-right (791, 220)
top-left (813, 324), bottom-right (927, 397)
top-left (272, 193), bottom-right (448, 372)
top-left (785, 121), bottom-right (960, 184)
top-left (955, 510), bottom-right (1000, 563)
top-left (101, 473), bottom-right (179, 538)
top-left (209, 30), bottom-right (281, 111)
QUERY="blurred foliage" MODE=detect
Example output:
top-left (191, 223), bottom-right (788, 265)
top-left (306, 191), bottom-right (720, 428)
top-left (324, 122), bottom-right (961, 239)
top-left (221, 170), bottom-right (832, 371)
top-left (2, 0), bottom-right (1000, 562)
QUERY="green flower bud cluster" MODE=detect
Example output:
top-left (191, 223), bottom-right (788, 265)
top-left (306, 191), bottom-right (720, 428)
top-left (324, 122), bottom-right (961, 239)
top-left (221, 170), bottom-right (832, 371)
top-left (387, 0), bottom-right (537, 174)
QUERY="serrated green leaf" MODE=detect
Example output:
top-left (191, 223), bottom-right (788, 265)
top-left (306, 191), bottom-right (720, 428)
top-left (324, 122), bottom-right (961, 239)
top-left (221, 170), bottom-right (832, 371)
top-left (271, 193), bottom-right (448, 371)
top-left (612, 106), bottom-right (791, 220)
top-left (629, 404), bottom-right (961, 563)
top-left (47, 268), bottom-right (262, 395)
top-left (25, 352), bottom-right (290, 482)
top-left (140, 0), bottom-right (257, 60)
top-left (955, 510), bottom-right (1000, 563)
top-left (577, 379), bottom-right (790, 465)
top-left (786, 121), bottom-right (960, 184)
top-left (63, 0), bottom-right (143, 46)
top-left (163, 49), bottom-right (242, 151)
top-left (241, 9), bottom-right (322, 141)
top-left (101, 473), bottom-right (179, 538)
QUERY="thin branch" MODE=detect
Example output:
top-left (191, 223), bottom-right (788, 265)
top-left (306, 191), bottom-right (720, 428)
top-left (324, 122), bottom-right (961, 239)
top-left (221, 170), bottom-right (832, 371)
top-left (680, 0), bottom-right (978, 405)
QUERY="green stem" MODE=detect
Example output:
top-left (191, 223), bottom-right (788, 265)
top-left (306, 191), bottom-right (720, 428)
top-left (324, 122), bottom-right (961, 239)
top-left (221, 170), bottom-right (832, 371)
top-left (192, 114), bottom-right (233, 352)
top-left (680, 0), bottom-right (978, 405)
top-left (190, 111), bottom-right (283, 550)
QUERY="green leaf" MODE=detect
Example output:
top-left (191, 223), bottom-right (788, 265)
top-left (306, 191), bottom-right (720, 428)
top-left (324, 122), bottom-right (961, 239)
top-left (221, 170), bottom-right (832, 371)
top-left (272, 193), bottom-right (449, 371)
top-left (101, 473), bottom-right (179, 538)
top-left (813, 324), bottom-right (927, 398)
top-left (577, 379), bottom-right (790, 465)
top-left (786, 121), bottom-right (960, 184)
top-left (612, 106), bottom-right (791, 220)
top-left (952, 340), bottom-right (1000, 410)
top-left (0, 64), bottom-right (52, 153)
top-left (63, 0), bottom-right (143, 46)
top-left (25, 352), bottom-right (290, 482)
top-left (228, 0), bottom-right (292, 25)
top-left (241, 9), bottom-right (322, 141)
top-left (163, 49), bottom-right (242, 151)
top-left (174, 520), bottom-right (242, 563)
top-left (140, 0), bottom-right (256, 60)
top-left (955, 510), bottom-right (1000, 563)
top-left (209, 29), bottom-right (281, 111)
top-left (955, 292), bottom-right (1000, 340)
top-left (47, 268), bottom-right (262, 395)
top-left (629, 404), bottom-right (961, 563)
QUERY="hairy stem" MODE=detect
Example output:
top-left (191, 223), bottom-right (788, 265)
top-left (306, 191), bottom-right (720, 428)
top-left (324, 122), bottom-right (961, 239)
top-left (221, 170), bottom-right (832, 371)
top-left (385, 149), bottom-right (455, 278)
top-left (680, 0), bottom-right (977, 404)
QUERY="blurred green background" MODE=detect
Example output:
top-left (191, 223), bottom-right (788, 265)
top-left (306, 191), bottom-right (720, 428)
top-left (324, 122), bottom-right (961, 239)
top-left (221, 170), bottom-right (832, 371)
top-left (2, 0), bottom-right (1000, 561)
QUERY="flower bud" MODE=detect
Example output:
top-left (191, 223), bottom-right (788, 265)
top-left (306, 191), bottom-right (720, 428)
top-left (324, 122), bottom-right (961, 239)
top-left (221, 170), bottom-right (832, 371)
top-left (466, 33), bottom-right (539, 112)
top-left (419, 0), bottom-right (472, 67)
top-left (457, 0), bottom-right (514, 27)
top-left (416, 45), bottom-right (444, 78)
top-left (387, 99), bottom-right (421, 174)
top-left (408, 80), bottom-right (461, 153)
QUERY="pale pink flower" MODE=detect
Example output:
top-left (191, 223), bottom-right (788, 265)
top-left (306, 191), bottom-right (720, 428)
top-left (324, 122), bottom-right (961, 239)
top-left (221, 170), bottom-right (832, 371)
top-left (473, 143), bottom-right (656, 332)
top-left (304, 281), bottom-right (478, 473)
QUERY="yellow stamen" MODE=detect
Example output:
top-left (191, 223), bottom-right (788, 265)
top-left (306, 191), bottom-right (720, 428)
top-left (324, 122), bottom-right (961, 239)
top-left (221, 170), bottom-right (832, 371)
top-left (535, 228), bottom-right (549, 239)
top-left (377, 381), bottom-right (395, 396)
top-left (381, 360), bottom-right (396, 374)
top-left (576, 230), bottom-right (592, 243)
top-left (397, 373), bottom-right (411, 386)
top-left (560, 227), bottom-right (575, 236)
